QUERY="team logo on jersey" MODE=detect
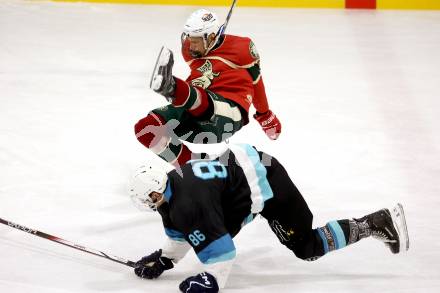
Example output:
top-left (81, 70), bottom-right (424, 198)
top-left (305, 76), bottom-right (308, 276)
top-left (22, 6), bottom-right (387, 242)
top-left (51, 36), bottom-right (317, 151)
top-left (202, 13), bottom-right (213, 22)
top-left (191, 60), bottom-right (219, 89)
top-left (249, 41), bottom-right (259, 60)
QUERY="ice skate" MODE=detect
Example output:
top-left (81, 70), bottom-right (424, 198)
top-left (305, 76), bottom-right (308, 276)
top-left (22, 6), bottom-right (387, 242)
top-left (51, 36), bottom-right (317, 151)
top-left (390, 203), bottom-right (410, 253)
top-left (149, 46), bottom-right (176, 101)
top-left (355, 203), bottom-right (409, 254)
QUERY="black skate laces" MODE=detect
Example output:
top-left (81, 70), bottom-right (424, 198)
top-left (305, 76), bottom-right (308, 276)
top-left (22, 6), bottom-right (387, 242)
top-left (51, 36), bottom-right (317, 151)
top-left (371, 230), bottom-right (397, 243)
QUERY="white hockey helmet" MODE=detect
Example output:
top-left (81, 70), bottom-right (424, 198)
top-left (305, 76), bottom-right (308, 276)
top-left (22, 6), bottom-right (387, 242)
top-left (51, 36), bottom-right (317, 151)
top-left (182, 9), bottom-right (222, 52)
top-left (128, 163), bottom-right (168, 211)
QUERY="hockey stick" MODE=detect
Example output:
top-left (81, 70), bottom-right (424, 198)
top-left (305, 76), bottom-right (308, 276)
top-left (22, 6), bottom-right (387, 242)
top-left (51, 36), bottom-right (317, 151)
top-left (219, 0), bottom-right (238, 35)
top-left (0, 217), bottom-right (137, 268)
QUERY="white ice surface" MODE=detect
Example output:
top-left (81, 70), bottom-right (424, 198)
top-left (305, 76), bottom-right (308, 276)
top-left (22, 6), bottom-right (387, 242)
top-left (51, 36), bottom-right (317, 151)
top-left (1, 1), bottom-right (440, 292)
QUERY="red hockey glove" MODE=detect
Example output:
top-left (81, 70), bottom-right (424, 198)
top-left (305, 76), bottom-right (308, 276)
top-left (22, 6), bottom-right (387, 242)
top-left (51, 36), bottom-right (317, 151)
top-left (253, 110), bottom-right (281, 140)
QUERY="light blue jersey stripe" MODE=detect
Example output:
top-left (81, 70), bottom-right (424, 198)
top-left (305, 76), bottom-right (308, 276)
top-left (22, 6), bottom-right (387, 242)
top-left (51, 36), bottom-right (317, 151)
top-left (241, 144), bottom-right (274, 203)
top-left (165, 228), bottom-right (185, 242)
top-left (197, 234), bottom-right (236, 264)
top-left (230, 144), bottom-right (273, 213)
top-left (205, 250), bottom-right (236, 264)
top-left (327, 221), bottom-right (347, 249)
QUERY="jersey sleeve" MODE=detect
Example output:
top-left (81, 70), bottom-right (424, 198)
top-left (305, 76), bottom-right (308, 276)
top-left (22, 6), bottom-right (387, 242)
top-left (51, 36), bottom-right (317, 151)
top-left (159, 205), bottom-right (192, 263)
top-left (161, 236), bottom-right (192, 264)
top-left (178, 208), bottom-right (236, 289)
top-left (243, 39), bottom-right (270, 114)
top-left (250, 72), bottom-right (269, 113)
top-left (172, 164), bottom-right (236, 288)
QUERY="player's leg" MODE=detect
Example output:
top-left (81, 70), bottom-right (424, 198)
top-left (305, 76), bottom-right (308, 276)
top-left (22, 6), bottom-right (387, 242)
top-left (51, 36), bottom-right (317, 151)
top-left (184, 91), bottom-right (245, 145)
top-left (134, 98), bottom-right (241, 167)
top-left (149, 48), bottom-right (246, 146)
top-left (134, 105), bottom-right (192, 167)
top-left (170, 78), bottom-right (214, 120)
top-left (311, 206), bottom-right (408, 257)
top-left (260, 157), bottom-right (409, 261)
top-left (260, 157), bottom-right (323, 260)
top-left (150, 47), bottom-right (213, 120)
top-left (314, 203), bottom-right (408, 255)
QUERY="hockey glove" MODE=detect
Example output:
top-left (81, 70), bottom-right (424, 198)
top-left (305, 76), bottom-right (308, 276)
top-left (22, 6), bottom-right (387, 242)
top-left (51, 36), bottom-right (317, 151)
top-left (134, 249), bottom-right (174, 279)
top-left (253, 110), bottom-right (282, 140)
top-left (179, 272), bottom-right (219, 293)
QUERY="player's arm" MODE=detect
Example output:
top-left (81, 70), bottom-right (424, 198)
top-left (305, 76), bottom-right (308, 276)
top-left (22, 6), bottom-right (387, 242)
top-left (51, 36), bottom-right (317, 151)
top-left (246, 45), bottom-right (269, 114)
top-left (200, 234), bottom-right (236, 290)
top-left (161, 227), bottom-right (192, 262)
top-left (245, 40), bottom-right (282, 140)
top-left (133, 224), bottom-right (191, 280)
top-left (176, 180), bottom-right (235, 292)
top-left (180, 228), bottom-right (236, 292)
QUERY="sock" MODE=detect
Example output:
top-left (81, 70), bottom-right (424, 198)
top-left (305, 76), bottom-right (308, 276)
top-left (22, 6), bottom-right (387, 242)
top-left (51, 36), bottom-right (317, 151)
top-left (134, 112), bottom-right (166, 149)
top-left (316, 218), bottom-right (372, 255)
top-left (173, 78), bottom-right (211, 118)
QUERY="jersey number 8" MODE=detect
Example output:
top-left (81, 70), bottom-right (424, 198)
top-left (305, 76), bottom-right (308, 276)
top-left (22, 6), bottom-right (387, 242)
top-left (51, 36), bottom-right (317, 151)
top-left (192, 161), bottom-right (227, 180)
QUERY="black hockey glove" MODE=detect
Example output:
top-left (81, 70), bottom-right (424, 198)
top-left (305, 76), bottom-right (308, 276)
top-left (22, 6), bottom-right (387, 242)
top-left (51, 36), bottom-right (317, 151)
top-left (134, 249), bottom-right (174, 279)
top-left (179, 272), bottom-right (219, 293)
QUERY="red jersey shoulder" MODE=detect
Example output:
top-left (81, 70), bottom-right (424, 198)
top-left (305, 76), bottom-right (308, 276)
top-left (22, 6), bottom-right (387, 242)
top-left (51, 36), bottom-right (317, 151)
top-left (210, 34), bottom-right (260, 66)
top-left (181, 35), bottom-right (260, 66)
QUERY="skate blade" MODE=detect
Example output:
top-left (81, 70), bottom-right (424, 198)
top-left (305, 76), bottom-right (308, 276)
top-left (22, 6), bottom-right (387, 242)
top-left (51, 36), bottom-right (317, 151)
top-left (391, 203), bottom-right (410, 253)
top-left (151, 75), bottom-right (163, 91)
top-left (149, 46), bottom-right (171, 90)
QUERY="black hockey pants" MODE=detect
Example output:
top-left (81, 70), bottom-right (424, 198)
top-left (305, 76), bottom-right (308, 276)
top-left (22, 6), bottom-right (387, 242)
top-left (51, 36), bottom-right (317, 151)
top-left (260, 157), bottom-right (326, 260)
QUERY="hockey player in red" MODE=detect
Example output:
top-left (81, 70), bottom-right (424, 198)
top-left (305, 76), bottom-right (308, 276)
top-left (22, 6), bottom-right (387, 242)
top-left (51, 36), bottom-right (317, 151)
top-left (135, 9), bottom-right (281, 167)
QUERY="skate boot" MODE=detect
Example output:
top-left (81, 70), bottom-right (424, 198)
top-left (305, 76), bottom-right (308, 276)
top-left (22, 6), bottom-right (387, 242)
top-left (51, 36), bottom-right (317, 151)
top-left (354, 203), bottom-right (409, 254)
top-left (149, 46), bottom-right (176, 102)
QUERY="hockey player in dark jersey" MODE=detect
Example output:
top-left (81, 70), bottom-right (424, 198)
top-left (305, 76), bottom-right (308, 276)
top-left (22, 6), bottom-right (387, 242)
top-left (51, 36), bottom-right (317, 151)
top-left (134, 9), bottom-right (281, 167)
top-left (128, 144), bottom-right (409, 293)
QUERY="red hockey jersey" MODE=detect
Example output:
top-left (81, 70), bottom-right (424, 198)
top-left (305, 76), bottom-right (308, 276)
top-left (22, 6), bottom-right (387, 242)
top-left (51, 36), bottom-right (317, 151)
top-left (182, 34), bottom-right (269, 115)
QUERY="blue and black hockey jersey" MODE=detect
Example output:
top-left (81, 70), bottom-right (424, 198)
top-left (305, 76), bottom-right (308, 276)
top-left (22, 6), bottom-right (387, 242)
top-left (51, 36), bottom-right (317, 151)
top-left (157, 144), bottom-right (275, 265)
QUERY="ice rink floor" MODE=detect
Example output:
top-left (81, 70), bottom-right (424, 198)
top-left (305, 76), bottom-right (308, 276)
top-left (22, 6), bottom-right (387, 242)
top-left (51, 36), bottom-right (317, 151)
top-left (1, 0), bottom-right (440, 292)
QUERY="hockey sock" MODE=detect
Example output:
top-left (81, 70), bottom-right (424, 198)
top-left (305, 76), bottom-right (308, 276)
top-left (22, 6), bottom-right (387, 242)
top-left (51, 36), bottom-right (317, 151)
top-left (134, 112), bottom-right (193, 167)
top-left (134, 112), bottom-right (166, 149)
top-left (172, 78), bottom-right (212, 118)
top-left (316, 220), bottom-right (349, 254)
top-left (316, 219), bottom-right (372, 255)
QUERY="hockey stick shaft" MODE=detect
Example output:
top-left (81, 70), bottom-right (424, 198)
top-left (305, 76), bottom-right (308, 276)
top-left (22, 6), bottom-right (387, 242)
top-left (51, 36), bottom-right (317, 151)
top-left (0, 217), bottom-right (137, 268)
top-left (220, 0), bottom-right (238, 35)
